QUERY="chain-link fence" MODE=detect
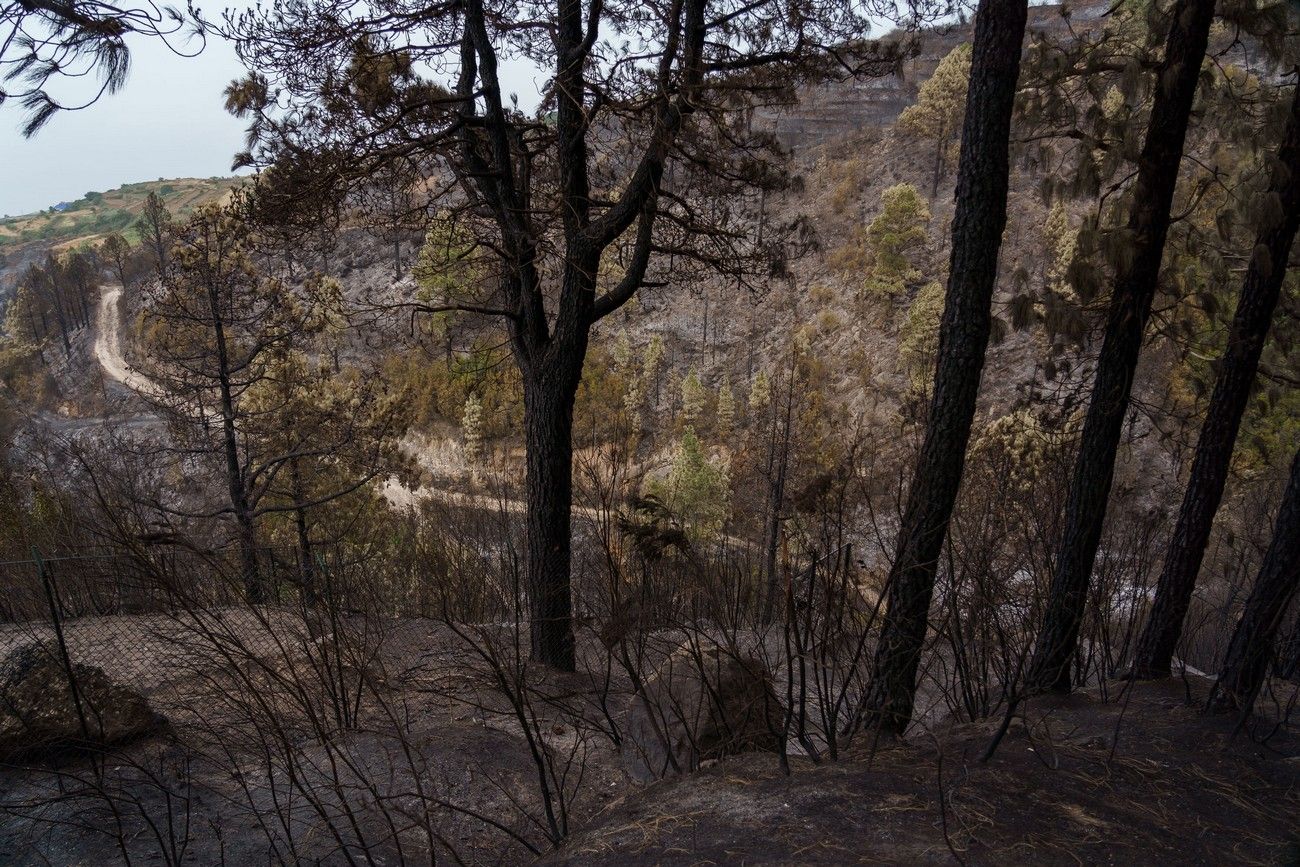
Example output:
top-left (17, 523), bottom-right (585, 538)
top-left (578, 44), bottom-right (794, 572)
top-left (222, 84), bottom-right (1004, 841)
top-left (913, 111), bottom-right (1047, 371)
top-left (0, 547), bottom-right (305, 689)
top-left (0, 542), bottom-right (539, 864)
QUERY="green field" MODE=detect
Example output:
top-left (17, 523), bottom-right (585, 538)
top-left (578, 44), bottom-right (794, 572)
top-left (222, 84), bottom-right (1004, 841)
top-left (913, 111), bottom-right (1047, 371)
top-left (0, 177), bottom-right (243, 258)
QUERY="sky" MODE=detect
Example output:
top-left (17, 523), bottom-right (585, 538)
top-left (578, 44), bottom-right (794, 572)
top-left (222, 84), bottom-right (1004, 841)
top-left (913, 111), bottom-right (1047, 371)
top-left (0, 23), bottom-right (253, 218)
top-left (0, 9), bottom-right (549, 219)
top-left (0, 3), bottom-right (917, 220)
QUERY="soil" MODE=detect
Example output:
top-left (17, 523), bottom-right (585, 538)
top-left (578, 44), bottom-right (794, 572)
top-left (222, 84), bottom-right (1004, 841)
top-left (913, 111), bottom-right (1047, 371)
top-left (0, 612), bottom-right (630, 865)
top-left (3, 608), bottom-right (1294, 865)
top-left (548, 678), bottom-right (1300, 866)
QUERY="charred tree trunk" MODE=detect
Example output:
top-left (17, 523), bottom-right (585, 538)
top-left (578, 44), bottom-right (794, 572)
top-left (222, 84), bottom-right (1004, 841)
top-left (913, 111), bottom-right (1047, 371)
top-left (49, 288), bottom-right (73, 358)
top-left (522, 354), bottom-right (584, 672)
top-left (1213, 450), bottom-right (1300, 713)
top-left (1132, 84), bottom-right (1300, 679)
top-left (1025, 0), bottom-right (1215, 695)
top-left (209, 285), bottom-right (262, 603)
top-left (447, 0), bottom-right (703, 672)
top-left (859, 0), bottom-right (1027, 736)
top-left (76, 274), bottom-right (91, 330)
top-left (290, 456), bottom-right (316, 608)
top-left (760, 359), bottom-right (795, 622)
top-left (930, 118), bottom-right (946, 200)
top-left (26, 306), bottom-right (46, 364)
top-left (234, 506), bottom-right (261, 604)
top-left (147, 205), bottom-right (169, 274)
top-left (1280, 614), bottom-right (1300, 681)
top-left (150, 228), bottom-right (167, 274)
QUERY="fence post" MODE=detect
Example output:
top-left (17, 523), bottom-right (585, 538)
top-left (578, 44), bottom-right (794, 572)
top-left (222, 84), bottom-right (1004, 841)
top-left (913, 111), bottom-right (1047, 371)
top-left (34, 547), bottom-right (93, 743)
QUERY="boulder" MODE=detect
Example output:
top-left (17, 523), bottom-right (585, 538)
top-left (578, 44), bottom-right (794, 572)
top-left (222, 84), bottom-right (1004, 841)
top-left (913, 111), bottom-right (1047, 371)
top-left (0, 641), bottom-right (165, 759)
top-left (621, 642), bottom-right (783, 782)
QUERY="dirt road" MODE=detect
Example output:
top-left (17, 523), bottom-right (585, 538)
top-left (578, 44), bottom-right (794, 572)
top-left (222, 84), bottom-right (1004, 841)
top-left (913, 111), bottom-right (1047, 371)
top-left (94, 285), bottom-right (165, 399)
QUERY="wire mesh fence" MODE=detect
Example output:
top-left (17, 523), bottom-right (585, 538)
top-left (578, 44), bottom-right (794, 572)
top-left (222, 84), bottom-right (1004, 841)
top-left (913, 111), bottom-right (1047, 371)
top-left (0, 530), bottom-right (1297, 864)
top-left (0, 543), bottom-right (531, 864)
top-left (0, 547), bottom-right (297, 689)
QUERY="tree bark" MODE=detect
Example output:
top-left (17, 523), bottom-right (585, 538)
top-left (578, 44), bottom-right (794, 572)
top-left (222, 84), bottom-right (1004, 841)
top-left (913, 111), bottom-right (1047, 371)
top-left (52, 298), bottom-right (72, 358)
top-left (209, 285), bottom-right (262, 603)
top-left (1025, 0), bottom-right (1215, 695)
top-left (930, 118), bottom-right (946, 200)
top-left (448, 0), bottom-right (703, 672)
top-left (1132, 83), bottom-right (1300, 679)
top-left (145, 197), bottom-right (169, 274)
top-left (523, 356), bottom-right (584, 672)
top-left (760, 362), bottom-right (794, 623)
top-left (290, 456), bottom-right (316, 608)
top-left (44, 270), bottom-right (73, 358)
top-left (76, 271), bottom-right (91, 329)
top-left (1213, 449), bottom-right (1300, 712)
top-left (26, 306), bottom-right (46, 364)
top-left (859, 0), bottom-right (1027, 736)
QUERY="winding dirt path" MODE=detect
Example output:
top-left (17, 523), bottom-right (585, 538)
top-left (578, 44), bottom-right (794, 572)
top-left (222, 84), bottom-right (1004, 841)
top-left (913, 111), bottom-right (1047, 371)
top-left (88, 286), bottom-right (732, 538)
top-left (90, 284), bottom-right (561, 516)
top-left (94, 285), bottom-right (165, 399)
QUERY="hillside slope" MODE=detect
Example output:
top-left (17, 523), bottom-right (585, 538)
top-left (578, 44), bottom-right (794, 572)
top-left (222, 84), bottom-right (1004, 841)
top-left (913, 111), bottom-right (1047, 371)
top-left (0, 177), bottom-right (242, 291)
top-left (549, 679), bottom-right (1300, 865)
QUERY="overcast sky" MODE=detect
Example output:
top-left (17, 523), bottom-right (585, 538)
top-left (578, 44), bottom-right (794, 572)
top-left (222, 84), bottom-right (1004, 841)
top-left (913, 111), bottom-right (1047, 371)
top-left (0, 22), bottom-right (254, 217)
top-left (0, 12), bottom-right (545, 218)
top-left (0, 4), bottom-right (917, 219)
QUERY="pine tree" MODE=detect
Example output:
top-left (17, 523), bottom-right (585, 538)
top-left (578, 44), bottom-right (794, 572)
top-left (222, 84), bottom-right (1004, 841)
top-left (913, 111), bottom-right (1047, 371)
top-left (462, 392), bottom-right (484, 468)
top-left (1133, 82), bottom-right (1300, 679)
top-left (0, 285), bottom-right (48, 369)
top-left (860, 0), bottom-right (1028, 736)
top-left (1212, 448), bottom-right (1300, 714)
top-left (643, 335), bottom-right (665, 409)
top-left (222, 0), bottom-right (901, 673)
top-left (651, 426), bottom-right (731, 539)
top-left (612, 330), bottom-right (634, 372)
top-left (611, 331), bottom-right (647, 436)
top-left (136, 191), bottom-right (172, 273)
top-left (899, 280), bottom-right (946, 393)
top-left (716, 373), bottom-right (736, 439)
top-left (142, 204), bottom-right (306, 601)
top-left (245, 349), bottom-right (405, 603)
top-left (413, 213), bottom-right (481, 299)
top-left (624, 377), bottom-right (645, 436)
top-left (898, 43), bottom-right (972, 197)
top-left (749, 369), bottom-right (771, 417)
top-left (1027, 0), bottom-right (1217, 695)
top-left (1014, 201), bottom-right (1089, 347)
top-left (681, 367), bottom-right (706, 426)
top-left (863, 183), bottom-right (931, 302)
top-left (1042, 203), bottom-right (1078, 301)
top-left (100, 233), bottom-right (135, 289)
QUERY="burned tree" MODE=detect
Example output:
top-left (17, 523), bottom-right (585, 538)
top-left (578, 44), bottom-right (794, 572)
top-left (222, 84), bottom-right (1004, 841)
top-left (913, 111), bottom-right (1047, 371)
top-left (1212, 449), bottom-right (1300, 714)
top-left (100, 232), bottom-right (138, 289)
top-left (221, 0), bottom-right (912, 669)
top-left (1026, 0), bottom-right (1216, 695)
top-left (143, 205), bottom-right (289, 600)
top-left (1133, 81), bottom-right (1300, 679)
top-left (858, 0), bottom-right (1028, 736)
top-left (18, 251), bottom-right (97, 359)
top-left (141, 205), bottom-right (401, 604)
top-left (136, 191), bottom-right (173, 273)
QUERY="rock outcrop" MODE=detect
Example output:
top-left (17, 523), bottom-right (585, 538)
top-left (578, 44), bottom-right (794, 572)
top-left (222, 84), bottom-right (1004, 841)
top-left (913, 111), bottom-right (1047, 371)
top-left (0, 641), bottom-right (164, 759)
